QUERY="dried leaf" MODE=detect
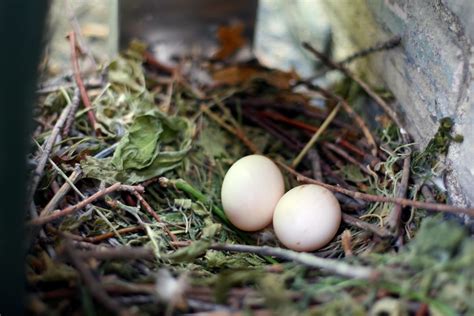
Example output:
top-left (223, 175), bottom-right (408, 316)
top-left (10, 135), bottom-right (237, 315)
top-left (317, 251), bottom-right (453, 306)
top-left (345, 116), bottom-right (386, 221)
top-left (212, 65), bottom-right (299, 89)
top-left (213, 23), bottom-right (246, 60)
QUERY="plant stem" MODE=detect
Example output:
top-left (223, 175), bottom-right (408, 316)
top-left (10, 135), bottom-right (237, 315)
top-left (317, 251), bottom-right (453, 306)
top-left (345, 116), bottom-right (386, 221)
top-left (292, 102), bottom-right (342, 168)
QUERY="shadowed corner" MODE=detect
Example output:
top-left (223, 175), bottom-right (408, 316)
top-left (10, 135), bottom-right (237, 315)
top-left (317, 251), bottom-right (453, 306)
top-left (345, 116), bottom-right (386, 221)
top-left (0, 1), bottom-right (49, 315)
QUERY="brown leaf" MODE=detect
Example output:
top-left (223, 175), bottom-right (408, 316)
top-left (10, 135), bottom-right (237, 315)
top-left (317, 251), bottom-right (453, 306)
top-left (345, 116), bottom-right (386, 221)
top-left (214, 23), bottom-right (246, 60)
top-left (212, 65), bottom-right (299, 89)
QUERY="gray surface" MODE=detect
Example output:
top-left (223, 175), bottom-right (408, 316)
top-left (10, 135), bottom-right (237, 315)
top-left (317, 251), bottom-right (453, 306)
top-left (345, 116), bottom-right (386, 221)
top-left (321, 0), bottom-right (473, 222)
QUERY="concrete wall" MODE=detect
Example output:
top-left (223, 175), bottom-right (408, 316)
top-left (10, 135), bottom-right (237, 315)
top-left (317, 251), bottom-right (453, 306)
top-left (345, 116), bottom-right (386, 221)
top-left (321, 1), bottom-right (473, 221)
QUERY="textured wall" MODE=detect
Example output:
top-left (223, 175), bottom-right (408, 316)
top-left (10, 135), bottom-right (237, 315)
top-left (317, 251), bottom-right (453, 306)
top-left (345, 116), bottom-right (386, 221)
top-left (321, 0), bottom-right (474, 221)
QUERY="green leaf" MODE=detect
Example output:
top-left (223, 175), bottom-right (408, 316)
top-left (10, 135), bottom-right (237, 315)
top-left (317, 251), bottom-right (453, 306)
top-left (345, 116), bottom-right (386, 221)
top-left (112, 114), bottom-right (163, 170)
top-left (82, 110), bottom-right (193, 184)
top-left (167, 240), bottom-right (210, 262)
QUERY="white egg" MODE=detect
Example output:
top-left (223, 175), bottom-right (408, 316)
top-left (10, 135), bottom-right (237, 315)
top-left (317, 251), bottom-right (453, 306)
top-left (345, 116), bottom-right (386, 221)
top-left (273, 184), bottom-right (341, 251)
top-left (221, 155), bottom-right (285, 231)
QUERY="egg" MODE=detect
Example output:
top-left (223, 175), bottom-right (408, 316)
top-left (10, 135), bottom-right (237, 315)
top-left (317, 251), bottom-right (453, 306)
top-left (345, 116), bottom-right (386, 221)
top-left (273, 184), bottom-right (341, 251)
top-left (221, 155), bottom-right (285, 231)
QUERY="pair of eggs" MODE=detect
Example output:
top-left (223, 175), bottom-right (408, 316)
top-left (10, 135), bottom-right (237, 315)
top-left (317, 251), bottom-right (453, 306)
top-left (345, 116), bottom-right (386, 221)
top-left (221, 155), bottom-right (341, 251)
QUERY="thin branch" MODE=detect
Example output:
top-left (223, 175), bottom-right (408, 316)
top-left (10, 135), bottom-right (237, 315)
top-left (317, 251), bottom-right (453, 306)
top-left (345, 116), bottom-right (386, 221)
top-left (324, 142), bottom-right (372, 175)
top-left (73, 243), bottom-right (376, 280)
top-left (63, 239), bottom-right (125, 315)
top-left (342, 214), bottom-right (391, 238)
top-left (41, 166), bottom-right (82, 215)
top-left (278, 162), bottom-right (474, 217)
top-left (84, 226), bottom-right (145, 243)
top-left (30, 183), bottom-right (145, 226)
top-left (201, 104), bottom-right (260, 154)
top-left (65, 0), bottom-right (97, 68)
top-left (131, 190), bottom-right (178, 242)
top-left (304, 83), bottom-right (378, 156)
top-left (68, 31), bottom-right (99, 133)
top-left (292, 102), bottom-right (342, 168)
top-left (302, 41), bottom-right (401, 127)
top-left (28, 92), bottom-right (73, 206)
top-left (62, 86), bottom-right (81, 137)
top-left (386, 153), bottom-right (412, 234)
top-left (308, 149), bottom-right (323, 181)
top-left (339, 36), bottom-right (401, 65)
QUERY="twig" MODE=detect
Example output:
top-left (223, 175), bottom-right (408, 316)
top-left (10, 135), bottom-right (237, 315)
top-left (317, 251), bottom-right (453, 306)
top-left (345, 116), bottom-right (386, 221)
top-left (75, 246), bottom-right (155, 261)
top-left (292, 102), bottom-right (342, 167)
top-left (41, 166), bottom-right (82, 215)
top-left (41, 144), bottom-right (118, 215)
top-left (131, 191), bottom-right (161, 222)
top-left (278, 162), bottom-right (474, 217)
top-left (84, 226), bottom-right (145, 243)
top-left (303, 41), bottom-right (401, 127)
top-left (324, 142), bottom-right (372, 175)
top-left (131, 190), bottom-right (178, 242)
top-left (28, 89), bottom-right (74, 206)
top-left (339, 36), bottom-right (401, 65)
top-left (386, 153), bottom-right (412, 234)
top-left (304, 83), bottom-right (378, 156)
top-left (65, 0), bottom-right (97, 68)
top-left (259, 110), bottom-right (319, 133)
top-left (342, 214), bottom-right (391, 238)
top-left (341, 230), bottom-right (353, 257)
top-left (63, 239), bottom-right (125, 315)
top-left (188, 242), bottom-right (376, 280)
top-left (246, 111), bottom-right (302, 151)
top-left (30, 183), bottom-right (145, 226)
top-left (68, 31), bottom-right (99, 133)
top-left (308, 149), bottom-right (323, 181)
top-left (73, 243), bottom-right (377, 280)
top-left (201, 104), bottom-right (259, 154)
top-left (62, 86), bottom-right (81, 137)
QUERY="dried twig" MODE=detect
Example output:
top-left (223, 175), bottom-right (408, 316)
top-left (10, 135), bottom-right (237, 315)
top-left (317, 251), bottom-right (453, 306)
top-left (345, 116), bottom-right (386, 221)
top-left (324, 142), bottom-right (372, 175)
top-left (342, 214), bottom-right (391, 238)
top-left (131, 190), bottom-right (178, 242)
top-left (63, 239), bottom-right (125, 315)
top-left (302, 43), bottom-right (414, 234)
top-left (201, 104), bottom-right (259, 154)
top-left (304, 83), bottom-right (378, 156)
top-left (308, 149), bottom-right (323, 181)
top-left (292, 102), bottom-right (342, 168)
top-left (41, 166), bottom-right (82, 215)
top-left (68, 31), bottom-right (99, 133)
top-left (339, 36), bottom-right (401, 65)
top-left (28, 93), bottom-right (74, 206)
top-left (73, 243), bottom-right (377, 280)
top-left (84, 226), bottom-right (145, 243)
top-left (30, 183), bottom-right (145, 226)
top-left (62, 86), bottom-right (81, 137)
top-left (279, 162), bottom-right (474, 217)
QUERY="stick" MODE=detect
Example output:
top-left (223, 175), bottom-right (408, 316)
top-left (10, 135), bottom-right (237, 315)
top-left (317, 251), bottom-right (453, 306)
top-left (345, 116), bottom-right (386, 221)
top-left (28, 91), bottom-right (73, 206)
top-left (304, 83), bottom-right (378, 156)
top-left (84, 226), bottom-right (145, 243)
top-left (30, 183), bottom-right (145, 226)
top-left (278, 162), bottom-right (474, 217)
top-left (131, 190), bottom-right (178, 242)
top-left (342, 214), bottom-right (391, 238)
top-left (201, 104), bottom-right (259, 154)
top-left (292, 102), bottom-right (342, 168)
top-left (73, 243), bottom-right (376, 280)
top-left (63, 239), bottom-right (125, 315)
top-left (303, 41), bottom-right (401, 127)
top-left (68, 31), bottom-right (99, 133)
top-left (41, 166), bottom-right (82, 215)
top-left (339, 36), bottom-right (401, 65)
top-left (324, 142), bottom-right (372, 175)
top-left (62, 86), bottom-right (81, 137)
